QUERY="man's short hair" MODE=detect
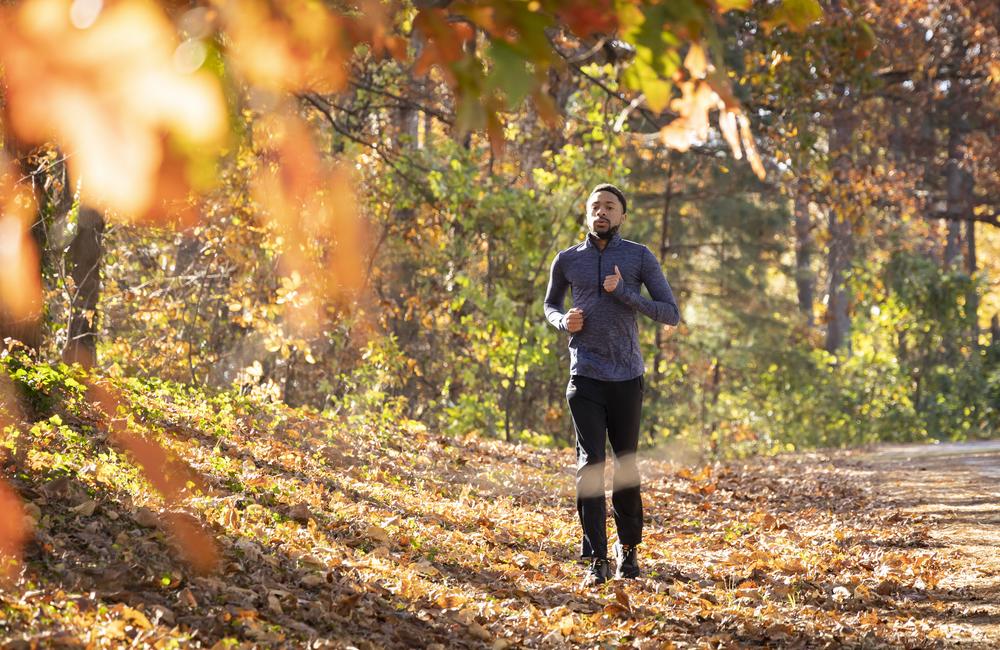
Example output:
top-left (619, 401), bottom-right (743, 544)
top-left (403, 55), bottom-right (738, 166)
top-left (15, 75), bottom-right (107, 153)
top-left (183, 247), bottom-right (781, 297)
top-left (590, 183), bottom-right (627, 214)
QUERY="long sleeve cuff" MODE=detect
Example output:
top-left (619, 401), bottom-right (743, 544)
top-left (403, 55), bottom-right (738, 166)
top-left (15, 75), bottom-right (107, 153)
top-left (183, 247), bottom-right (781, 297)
top-left (545, 306), bottom-right (567, 331)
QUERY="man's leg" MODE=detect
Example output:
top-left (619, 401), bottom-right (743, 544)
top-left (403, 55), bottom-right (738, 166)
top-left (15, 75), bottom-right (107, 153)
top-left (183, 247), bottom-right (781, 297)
top-left (566, 375), bottom-right (609, 559)
top-left (607, 376), bottom-right (643, 548)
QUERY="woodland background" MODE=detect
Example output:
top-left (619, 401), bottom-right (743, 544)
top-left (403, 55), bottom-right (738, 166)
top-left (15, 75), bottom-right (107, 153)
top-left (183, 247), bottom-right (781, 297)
top-left (1, 0), bottom-right (1000, 647)
top-left (2, 0), bottom-right (999, 456)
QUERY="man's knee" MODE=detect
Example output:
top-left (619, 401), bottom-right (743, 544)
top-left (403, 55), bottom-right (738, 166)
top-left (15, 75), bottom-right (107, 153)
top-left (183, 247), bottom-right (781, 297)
top-left (577, 447), bottom-right (606, 471)
top-left (612, 452), bottom-right (641, 490)
top-left (576, 457), bottom-right (605, 499)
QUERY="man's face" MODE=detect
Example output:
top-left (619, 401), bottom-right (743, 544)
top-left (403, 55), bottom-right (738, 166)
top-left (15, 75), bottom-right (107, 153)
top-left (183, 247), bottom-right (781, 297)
top-left (587, 190), bottom-right (625, 236)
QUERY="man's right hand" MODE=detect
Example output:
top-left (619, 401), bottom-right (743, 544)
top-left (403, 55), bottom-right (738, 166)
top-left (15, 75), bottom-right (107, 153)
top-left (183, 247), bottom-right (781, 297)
top-left (563, 307), bottom-right (584, 333)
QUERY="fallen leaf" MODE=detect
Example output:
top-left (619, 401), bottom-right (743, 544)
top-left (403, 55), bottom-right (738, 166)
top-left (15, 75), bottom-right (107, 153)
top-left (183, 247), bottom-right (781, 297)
top-left (72, 499), bottom-right (98, 517)
top-left (614, 587), bottom-right (632, 612)
top-left (177, 587), bottom-right (198, 609)
top-left (365, 524), bottom-right (389, 543)
top-left (288, 503), bottom-right (312, 523)
top-left (336, 592), bottom-right (362, 615)
top-left (132, 507), bottom-right (159, 528)
top-left (150, 604), bottom-right (175, 626)
top-left (300, 573), bottom-right (326, 588)
top-left (469, 621), bottom-right (491, 641)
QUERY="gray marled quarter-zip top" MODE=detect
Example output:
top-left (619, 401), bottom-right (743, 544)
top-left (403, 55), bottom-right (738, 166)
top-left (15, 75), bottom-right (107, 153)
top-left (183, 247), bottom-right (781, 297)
top-left (543, 232), bottom-right (680, 381)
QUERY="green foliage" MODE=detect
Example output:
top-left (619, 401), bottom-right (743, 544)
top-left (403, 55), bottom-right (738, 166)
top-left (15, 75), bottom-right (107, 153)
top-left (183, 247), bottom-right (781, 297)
top-left (2, 350), bottom-right (87, 416)
top-left (879, 252), bottom-right (997, 439)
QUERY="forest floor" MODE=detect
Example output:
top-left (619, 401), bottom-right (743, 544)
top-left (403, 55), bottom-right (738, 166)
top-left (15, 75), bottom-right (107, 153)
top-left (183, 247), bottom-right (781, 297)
top-left (1, 356), bottom-right (999, 648)
top-left (854, 441), bottom-right (1000, 648)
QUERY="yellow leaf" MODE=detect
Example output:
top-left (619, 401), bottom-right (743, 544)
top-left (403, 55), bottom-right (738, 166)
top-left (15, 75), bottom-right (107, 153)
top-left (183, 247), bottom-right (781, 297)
top-left (684, 44), bottom-right (708, 79)
top-left (112, 604), bottom-right (152, 630)
top-left (764, 0), bottom-right (823, 33)
top-left (717, 0), bottom-right (751, 10)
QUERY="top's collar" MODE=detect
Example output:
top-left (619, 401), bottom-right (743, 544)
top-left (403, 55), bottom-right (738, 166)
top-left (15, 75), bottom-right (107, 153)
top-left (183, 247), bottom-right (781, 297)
top-left (583, 231), bottom-right (622, 249)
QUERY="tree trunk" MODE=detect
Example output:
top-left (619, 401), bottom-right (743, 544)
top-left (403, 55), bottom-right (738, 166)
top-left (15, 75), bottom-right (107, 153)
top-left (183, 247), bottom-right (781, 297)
top-left (794, 176), bottom-right (815, 328)
top-left (647, 158), bottom-right (675, 444)
top-left (918, 104), bottom-right (942, 260)
top-left (824, 92), bottom-right (855, 354)
top-left (944, 220), bottom-right (962, 267)
top-left (967, 218), bottom-right (979, 345)
top-left (62, 207), bottom-right (105, 368)
top-left (943, 46), bottom-right (971, 269)
top-left (943, 109), bottom-right (967, 267)
top-left (652, 158), bottom-right (675, 379)
top-left (398, 30), bottom-right (424, 149)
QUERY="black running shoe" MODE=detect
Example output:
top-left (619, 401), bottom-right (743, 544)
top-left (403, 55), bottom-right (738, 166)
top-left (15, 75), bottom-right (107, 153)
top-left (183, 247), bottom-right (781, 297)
top-left (614, 542), bottom-right (640, 579)
top-left (581, 558), bottom-right (611, 587)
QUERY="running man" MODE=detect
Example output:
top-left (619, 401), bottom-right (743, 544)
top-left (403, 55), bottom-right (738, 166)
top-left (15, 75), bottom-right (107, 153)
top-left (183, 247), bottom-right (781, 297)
top-left (543, 183), bottom-right (680, 586)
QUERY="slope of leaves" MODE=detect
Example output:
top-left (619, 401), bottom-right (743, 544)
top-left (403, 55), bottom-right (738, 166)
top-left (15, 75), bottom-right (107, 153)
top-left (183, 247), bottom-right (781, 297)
top-left (0, 356), bottom-right (959, 648)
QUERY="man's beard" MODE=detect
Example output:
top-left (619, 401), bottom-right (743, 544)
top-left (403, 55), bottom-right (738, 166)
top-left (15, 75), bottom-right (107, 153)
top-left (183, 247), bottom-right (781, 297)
top-left (593, 225), bottom-right (620, 240)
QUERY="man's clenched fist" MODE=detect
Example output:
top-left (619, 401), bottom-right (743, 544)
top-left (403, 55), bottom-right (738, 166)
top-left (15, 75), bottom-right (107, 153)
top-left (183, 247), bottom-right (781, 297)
top-left (603, 265), bottom-right (622, 293)
top-left (563, 307), bottom-right (584, 333)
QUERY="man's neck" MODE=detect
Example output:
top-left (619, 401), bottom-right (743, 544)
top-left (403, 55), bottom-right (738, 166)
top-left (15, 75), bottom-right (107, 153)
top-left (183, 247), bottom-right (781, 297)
top-left (589, 232), bottom-right (611, 250)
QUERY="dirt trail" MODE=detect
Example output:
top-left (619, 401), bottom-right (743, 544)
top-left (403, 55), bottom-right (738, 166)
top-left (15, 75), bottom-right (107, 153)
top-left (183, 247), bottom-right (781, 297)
top-left (859, 441), bottom-right (1000, 648)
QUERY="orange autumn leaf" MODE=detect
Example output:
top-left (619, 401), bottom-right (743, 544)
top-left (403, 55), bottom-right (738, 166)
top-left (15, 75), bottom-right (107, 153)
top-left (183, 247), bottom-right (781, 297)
top-left (658, 78), bottom-right (766, 179)
top-left (162, 511), bottom-right (220, 575)
top-left (251, 110), bottom-right (365, 331)
top-left (659, 81), bottom-right (721, 152)
top-left (0, 162), bottom-right (42, 323)
top-left (413, 9), bottom-right (476, 78)
top-left (343, 0), bottom-right (407, 62)
top-left (215, 0), bottom-right (351, 93)
top-left (84, 380), bottom-right (216, 572)
top-left (737, 110), bottom-right (766, 180)
top-left (86, 382), bottom-right (194, 500)
top-left (0, 480), bottom-right (27, 582)
top-left (0, 0), bottom-right (227, 217)
top-left (556, 0), bottom-right (618, 38)
top-left (719, 108), bottom-right (743, 160)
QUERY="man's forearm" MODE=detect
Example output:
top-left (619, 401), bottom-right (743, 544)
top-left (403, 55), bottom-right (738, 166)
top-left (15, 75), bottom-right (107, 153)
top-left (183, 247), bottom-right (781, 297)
top-left (544, 303), bottom-right (568, 331)
top-left (611, 285), bottom-right (680, 325)
top-left (543, 254), bottom-right (570, 331)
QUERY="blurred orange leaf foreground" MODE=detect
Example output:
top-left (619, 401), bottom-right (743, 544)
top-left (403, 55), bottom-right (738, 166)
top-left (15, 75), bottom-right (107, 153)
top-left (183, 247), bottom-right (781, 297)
top-left (251, 110), bottom-right (366, 327)
top-left (85, 381), bottom-right (219, 574)
top-left (0, 377), bottom-right (28, 582)
top-left (0, 481), bottom-right (28, 583)
top-left (0, 163), bottom-right (42, 326)
top-left (0, 0), bottom-right (227, 218)
top-left (0, 377), bottom-right (217, 577)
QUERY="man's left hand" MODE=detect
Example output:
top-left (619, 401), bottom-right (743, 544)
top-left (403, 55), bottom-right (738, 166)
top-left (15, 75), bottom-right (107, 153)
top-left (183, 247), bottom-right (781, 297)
top-left (603, 265), bottom-right (622, 293)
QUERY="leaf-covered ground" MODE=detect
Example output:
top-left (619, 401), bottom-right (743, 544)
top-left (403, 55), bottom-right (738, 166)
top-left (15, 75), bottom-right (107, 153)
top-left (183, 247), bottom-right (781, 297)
top-left (857, 443), bottom-right (1000, 648)
top-left (0, 358), bottom-right (990, 648)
